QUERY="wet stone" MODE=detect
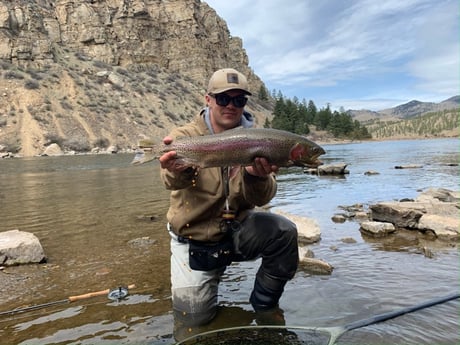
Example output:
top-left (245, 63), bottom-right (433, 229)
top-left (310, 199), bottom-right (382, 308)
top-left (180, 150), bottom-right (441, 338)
top-left (0, 230), bottom-right (46, 266)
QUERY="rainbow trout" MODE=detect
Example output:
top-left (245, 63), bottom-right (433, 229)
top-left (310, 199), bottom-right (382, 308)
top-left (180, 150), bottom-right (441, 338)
top-left (131, 127), bottom-right (325, 168)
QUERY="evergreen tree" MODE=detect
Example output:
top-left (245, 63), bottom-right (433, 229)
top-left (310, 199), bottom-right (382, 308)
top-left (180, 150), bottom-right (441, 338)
top-left (314, 104), bottom-right (332, 130)
top-left (268, 93), bottom-right (375, 139)
top-left (258, 85), bottom-right (269, 101)
top-left (271, 95), bottom-right (288, 130)
top-left (306, 100), bottom-right (317, 124)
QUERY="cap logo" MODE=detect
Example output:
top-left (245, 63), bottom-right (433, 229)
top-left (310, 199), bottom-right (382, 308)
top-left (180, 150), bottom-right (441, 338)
top-left (227, 73), bottom-right (239, 84)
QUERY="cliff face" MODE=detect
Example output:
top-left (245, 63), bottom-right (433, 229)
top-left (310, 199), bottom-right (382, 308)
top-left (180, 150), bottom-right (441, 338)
top-left (0, 0), bottom-right (271, 156)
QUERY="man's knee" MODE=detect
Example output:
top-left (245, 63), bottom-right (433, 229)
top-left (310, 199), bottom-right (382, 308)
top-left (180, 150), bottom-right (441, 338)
top-left (236, 213), bottom-right (297, 254)
top-left (236, 212), bottom-right (298, 278)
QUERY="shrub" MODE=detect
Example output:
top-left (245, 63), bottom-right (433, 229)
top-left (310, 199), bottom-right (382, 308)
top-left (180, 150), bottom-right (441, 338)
top-left (60, 100), bottom-right (73, 110)
top-left (44, 133), bottom-right (64, 146)
top-left (1, 139), bottom-right (21, 153)
top-left (93, 60), bottom-right (112, 69)
top-left (116, 67), bottom-right (129, 76)
top-left (93, 137), bottom-right (110, 148)
top-left (24, 79), bottom-right (40, 89)
top-left (64, 138), bottom-right (91, 152)
top-left (4, 70), bottom-right (24, 79)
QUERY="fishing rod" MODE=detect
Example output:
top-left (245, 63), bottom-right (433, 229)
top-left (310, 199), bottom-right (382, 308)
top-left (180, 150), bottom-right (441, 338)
top-left (0, 284), bottom-right (135, 317)
top-left (176, 292), bottom-right (460, 345)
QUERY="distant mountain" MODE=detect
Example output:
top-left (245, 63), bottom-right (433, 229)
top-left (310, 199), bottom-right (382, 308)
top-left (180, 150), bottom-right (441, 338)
top-left (441, 95), bottom-right (460, 106)
top-left (349, 96), bottom-right (460, 121)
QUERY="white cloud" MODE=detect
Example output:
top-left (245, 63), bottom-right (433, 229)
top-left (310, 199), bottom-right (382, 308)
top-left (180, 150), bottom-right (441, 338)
top-left (205, 0), bottom-right (460, 108)
top-left (406, 1), bottom-right (460, 95)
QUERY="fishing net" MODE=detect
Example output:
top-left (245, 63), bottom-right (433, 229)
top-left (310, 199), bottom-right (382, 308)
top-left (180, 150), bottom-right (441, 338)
top-left (178, 326), bottom-right (332, 345)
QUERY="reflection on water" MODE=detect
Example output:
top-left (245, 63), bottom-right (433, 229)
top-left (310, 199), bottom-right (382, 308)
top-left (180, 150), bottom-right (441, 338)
top-left (0, 139), bottom-right (459, 344)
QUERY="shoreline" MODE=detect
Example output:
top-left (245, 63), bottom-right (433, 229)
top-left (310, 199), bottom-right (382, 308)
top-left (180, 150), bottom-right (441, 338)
top-left (314, 134), bottom-right (459, 146)
top-left (1, 135), bottom-right (458, 159)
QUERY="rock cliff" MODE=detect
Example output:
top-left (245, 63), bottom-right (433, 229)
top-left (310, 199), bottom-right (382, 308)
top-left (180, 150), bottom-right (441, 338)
top-left (0, 0), bottom-right (272, 156)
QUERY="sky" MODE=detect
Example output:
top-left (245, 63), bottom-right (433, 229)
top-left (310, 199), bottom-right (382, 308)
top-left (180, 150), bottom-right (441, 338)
top-left (205, 0), bottom-right (460, 111)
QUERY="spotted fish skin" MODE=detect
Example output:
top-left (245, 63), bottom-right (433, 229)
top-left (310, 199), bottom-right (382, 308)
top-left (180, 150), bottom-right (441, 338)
top-left (132, 127), bottom-right (325, 168)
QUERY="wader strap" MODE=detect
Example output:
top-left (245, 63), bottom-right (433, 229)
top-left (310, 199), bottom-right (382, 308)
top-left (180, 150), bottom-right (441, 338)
top-left (222, 166), bottom-right (231, 212)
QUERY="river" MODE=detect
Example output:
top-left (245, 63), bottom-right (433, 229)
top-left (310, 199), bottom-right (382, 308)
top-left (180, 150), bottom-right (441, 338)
top-left (0, 138), bottom-right (458, 344)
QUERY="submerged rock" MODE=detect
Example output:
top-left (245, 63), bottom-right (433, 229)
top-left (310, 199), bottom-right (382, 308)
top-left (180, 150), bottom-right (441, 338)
top-left (394, 165), bottom-right (423, 169)
top-left (298, 255), bottom-right (333, 275)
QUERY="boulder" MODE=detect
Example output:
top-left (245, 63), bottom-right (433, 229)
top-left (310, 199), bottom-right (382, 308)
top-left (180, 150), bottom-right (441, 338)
top-left (331, 214), bottom-right (346, 223)
top-left (273, 210), bottom-right (321, 244)
top-left (0, 230), bottom-right (46, 266)
top-left (42, 143), bottom-right (64, 156)
top-left (417, 214), bottom-right (459, 240)
top-left (360, 221), bottom-right (396, 237)
top-left (370, 202), bottom-right (424, 228)
top-left (416, 188), bottom-right (460, 203)
top-left (369, 188), bottom-right (459, 240)
top-left (106, 145), bottom-right (118, 154)
top-left (299, 246), bottom-right (333, 275)
top-left (304, 163), bottom-right (349, 175)
top-left (107, 72), bottom-right (125, 88)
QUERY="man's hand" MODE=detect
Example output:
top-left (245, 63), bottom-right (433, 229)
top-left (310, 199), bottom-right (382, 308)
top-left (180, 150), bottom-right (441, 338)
top-left (245, 157), bottom-right (278, 178)
top-left (159, 136), bottom-right (190, 173)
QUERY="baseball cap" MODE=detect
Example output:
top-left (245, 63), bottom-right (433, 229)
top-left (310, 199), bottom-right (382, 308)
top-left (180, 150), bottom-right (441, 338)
top-left (207, 68), bottom-right (252, 95)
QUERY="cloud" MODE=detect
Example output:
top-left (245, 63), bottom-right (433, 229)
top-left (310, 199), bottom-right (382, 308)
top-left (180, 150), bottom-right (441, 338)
top-left (405, 1), bottom-right (460, 95)
top-left (205, 0), bottom-right (460, 108)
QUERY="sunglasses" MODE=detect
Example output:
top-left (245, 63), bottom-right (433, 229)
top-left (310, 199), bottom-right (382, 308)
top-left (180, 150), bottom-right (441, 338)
top-left (210, 93), bottom-right (248, 108)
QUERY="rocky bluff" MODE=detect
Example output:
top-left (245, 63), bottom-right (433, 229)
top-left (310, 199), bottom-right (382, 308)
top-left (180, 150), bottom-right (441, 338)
top-left (0, 0), bottom-right (271, 156)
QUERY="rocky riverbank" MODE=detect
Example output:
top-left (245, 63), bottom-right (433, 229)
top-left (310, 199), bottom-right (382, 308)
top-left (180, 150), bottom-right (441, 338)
top-left (333, 188), bottom-right (459, 242)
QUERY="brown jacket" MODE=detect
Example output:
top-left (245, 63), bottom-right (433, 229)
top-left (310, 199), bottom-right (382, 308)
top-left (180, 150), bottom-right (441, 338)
top-left (161, 112), bottom-right (277, 242)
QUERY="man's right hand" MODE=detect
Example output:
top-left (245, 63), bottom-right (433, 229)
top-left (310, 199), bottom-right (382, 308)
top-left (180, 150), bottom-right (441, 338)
top-left (159, 136), bottom-right (190, 173)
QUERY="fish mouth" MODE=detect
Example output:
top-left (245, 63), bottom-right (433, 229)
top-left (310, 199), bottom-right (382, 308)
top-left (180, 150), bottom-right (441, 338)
top-left (304, 160), bottom-right (323, 168)
top-left (303, 154), bottom-right (324, 168)
top-left (305, 147), bottom-right (326, 168)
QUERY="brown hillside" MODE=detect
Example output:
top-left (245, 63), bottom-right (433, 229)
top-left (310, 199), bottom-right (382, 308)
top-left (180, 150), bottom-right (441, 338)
top-left (0, 0), bottom-right (273, 157)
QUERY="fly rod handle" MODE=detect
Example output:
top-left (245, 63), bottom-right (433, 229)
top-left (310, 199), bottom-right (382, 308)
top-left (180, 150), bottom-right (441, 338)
top-left (68, 284), bottom-right (135, 302)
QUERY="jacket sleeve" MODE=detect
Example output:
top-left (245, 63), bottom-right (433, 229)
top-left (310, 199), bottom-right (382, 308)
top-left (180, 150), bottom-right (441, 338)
top-left (241, 169), bottom-right (277, 206)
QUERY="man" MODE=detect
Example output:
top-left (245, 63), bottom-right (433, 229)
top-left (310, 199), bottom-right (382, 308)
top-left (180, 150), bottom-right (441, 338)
top-left (159, 68), bottom-right (298, 334)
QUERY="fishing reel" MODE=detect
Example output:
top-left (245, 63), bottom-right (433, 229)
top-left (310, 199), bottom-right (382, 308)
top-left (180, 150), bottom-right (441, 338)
top-left (108, 286), bottom-right (130, 301)
top-left (219, 210), bottom-right (241, 234)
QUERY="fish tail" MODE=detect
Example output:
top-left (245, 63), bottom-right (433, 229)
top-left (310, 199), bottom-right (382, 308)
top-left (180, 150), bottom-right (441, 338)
top-left (130, 139), bottom-right (159, 165)
top-left (131, 150), bottom-right (157, 165)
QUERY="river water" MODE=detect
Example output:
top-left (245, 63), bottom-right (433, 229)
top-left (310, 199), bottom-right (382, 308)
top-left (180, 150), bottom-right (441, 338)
top-left (0, 138), bottom-right (458, 344)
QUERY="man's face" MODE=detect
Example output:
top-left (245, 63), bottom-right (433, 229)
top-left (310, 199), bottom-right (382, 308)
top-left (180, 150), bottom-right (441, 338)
top-left (206, 90), bottom-right (247, 133)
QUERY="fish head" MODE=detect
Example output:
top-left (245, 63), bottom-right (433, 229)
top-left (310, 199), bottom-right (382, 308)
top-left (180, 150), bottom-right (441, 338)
top-left (289, 142), bottom-right (326, 167)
